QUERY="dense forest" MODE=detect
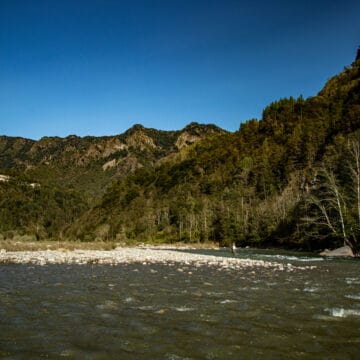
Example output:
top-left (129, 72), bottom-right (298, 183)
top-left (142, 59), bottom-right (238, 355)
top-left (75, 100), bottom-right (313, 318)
top-left (1, 51), bottom-right (360, 253)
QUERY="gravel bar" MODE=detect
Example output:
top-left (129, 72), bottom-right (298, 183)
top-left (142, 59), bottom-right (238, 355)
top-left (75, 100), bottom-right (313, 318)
top-left (0, 247), bottom-right (315, 271)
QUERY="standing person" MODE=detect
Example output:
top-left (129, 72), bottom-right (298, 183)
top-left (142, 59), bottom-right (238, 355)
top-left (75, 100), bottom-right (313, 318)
top-left (231, 242), bottom-right (237, 255)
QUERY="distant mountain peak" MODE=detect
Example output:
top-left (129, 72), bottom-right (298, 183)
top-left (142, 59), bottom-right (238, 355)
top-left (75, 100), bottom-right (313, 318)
top-left (128, 123), bottom-right (145, 131)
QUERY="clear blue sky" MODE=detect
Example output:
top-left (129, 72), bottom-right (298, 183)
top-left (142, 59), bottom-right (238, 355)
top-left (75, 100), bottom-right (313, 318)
top-left (1, 0), bottom-right (360, 139)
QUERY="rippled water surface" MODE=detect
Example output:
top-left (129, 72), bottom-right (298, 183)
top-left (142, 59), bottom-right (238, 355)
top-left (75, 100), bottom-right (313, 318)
top-left (0, 249), bottom-right (359, 359)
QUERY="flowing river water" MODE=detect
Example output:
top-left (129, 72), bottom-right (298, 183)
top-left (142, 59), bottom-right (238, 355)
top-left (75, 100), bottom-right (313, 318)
top-left (0, 249), bottom-right (359, 359)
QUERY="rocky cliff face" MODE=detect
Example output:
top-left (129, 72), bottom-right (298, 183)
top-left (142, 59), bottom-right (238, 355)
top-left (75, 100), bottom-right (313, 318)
top-left (175, 123), bottom-right (220, 149)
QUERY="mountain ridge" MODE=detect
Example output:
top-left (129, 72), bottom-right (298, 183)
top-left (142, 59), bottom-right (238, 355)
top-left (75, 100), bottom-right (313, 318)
top-left (0, 122), bottom-right (224, 198)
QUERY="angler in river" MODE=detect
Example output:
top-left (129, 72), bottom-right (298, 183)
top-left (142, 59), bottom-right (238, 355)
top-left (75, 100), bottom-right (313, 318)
top-left (231, 242), bottom-right (237, 255)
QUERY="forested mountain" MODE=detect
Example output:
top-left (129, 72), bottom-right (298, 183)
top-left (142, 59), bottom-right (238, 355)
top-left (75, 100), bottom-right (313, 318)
top-left (0, 123), bottom-right (223, 240)
top-left (0, 123), bottom-right (223, 199)
top-left (1, 52), bottom-right (360, 253)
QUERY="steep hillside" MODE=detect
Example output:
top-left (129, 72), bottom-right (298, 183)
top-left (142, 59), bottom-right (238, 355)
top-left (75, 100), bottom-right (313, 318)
top-left (0, 123), bottom-right (224, 240)
top-left (68, 52), bottom-right (360, 252)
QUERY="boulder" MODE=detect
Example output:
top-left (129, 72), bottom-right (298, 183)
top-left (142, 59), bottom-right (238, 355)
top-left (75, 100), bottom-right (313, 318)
top-left (320, 245), bottom-right (354, 257)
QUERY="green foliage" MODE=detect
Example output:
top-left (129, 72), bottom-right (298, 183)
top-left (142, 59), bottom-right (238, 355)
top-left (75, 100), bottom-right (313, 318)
top-left (0, 174), bottom-right (88, 240)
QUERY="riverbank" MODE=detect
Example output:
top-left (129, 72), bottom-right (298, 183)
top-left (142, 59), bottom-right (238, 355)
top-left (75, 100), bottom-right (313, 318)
top-left (0, 246), bottom-right (316, 271)
top-left (0, 240), bottom-right (217, 252)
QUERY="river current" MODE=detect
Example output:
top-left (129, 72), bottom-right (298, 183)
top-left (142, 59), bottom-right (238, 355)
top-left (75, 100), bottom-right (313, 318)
top-left (0, 249), bottom-right (359, 359)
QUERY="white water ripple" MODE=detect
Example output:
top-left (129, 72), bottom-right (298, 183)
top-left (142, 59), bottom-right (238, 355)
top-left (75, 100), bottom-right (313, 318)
top-left (219, 299), bottom-right (237, 304)
top-left (123, 297), bottom-right (135, 303)
top-left (326, 308), bottom-right (360, 318)
top-left (96, 300), bottom-right (118, 311)
top-left (258, 254), bottom-right (324, 262)
top-left (174, 306), bottom-right (194, 312)
top-left (303, 287), bottom-right (319, 293)
top-left (346, 277), bottom-right (360, 285)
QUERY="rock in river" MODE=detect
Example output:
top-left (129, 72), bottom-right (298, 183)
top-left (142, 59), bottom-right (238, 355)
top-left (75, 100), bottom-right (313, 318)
top-left (320, 245), bottom-right (354, 258)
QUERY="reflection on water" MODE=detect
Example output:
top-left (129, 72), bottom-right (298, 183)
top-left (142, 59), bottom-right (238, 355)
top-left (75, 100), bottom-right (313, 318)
top-left (0, 250), bottom-right (359, 359)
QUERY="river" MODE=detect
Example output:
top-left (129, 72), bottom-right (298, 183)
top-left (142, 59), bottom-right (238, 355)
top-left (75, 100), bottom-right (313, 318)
top-left (0, 249), bottom-right (359, 359)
